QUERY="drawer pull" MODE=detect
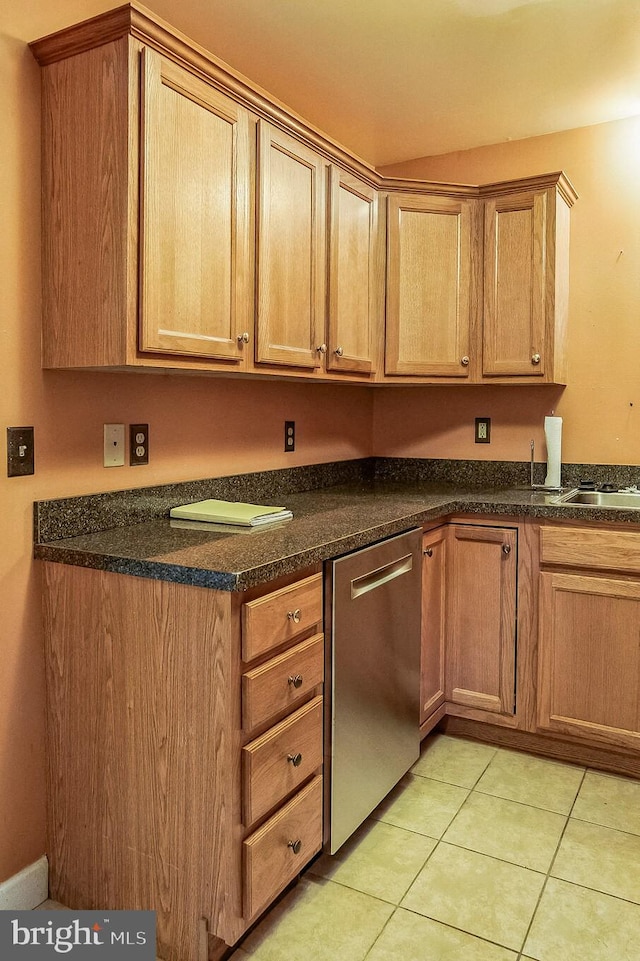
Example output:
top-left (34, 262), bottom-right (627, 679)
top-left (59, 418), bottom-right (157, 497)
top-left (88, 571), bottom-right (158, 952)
top-left (423, 547), bottom-right (433, 557)
top-left (287, 752), bottom-right (303, 767)
top-left (502, 543), bottom-right (511, 555)
top-left (287, 609), bottom-right (302, 624)
top-left (288, 839), bottom-right (302, 855)
top-left (288, 674), bottom-right (303, 688)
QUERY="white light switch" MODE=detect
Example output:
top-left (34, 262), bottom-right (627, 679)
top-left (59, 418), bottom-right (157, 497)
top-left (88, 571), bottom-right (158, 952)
top-left (104, 423), bottom-right (125, 467)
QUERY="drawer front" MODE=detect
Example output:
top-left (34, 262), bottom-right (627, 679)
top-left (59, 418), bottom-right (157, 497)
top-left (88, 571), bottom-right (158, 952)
top-left (242, 573), bottom-right (323, 661)
top-left (242, 695), bottom-right (323, 826)
top-left (540, 526), bottom-right (640, 574)
top-left (243, 775), bottom-right (323, 919)
top-left (242, 633), bottom-right (324, 732)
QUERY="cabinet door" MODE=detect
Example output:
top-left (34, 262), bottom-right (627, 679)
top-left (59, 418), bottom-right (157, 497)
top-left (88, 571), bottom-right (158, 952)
top-left (421, 527), bottom-right (447, 725)
top-left (446, 525), bottom-right (517, 715)
top-left (139, 49), bottom-right (252, 361)
top-left (327, 167), bottom-right (378, 374)
top-left (256, 122), bottom-right (326, 368)
top-left (538, 572), bottom-right (640, 750)
top-left (386, 194), bottom-right (474, 377)
top-left (483, 189), bottom-right (547, 377)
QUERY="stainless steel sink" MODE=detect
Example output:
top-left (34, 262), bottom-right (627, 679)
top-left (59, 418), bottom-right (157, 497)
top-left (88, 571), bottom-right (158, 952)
top-left (554, 489), bottom-right (640, 509)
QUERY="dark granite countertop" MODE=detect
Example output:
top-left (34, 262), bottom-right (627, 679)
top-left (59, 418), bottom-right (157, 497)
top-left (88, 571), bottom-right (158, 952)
top-left (34, 467), bottom-right (640, 591)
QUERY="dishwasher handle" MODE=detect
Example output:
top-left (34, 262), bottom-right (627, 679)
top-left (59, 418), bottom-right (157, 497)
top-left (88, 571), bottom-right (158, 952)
top-left (350, 552), bottom-right (414, 599)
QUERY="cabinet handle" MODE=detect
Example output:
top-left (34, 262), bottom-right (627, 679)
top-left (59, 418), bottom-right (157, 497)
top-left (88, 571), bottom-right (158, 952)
top-left (502, 543), bottom-right (511, 555)
top-left (237, 332), bottom-right (250, 344)
top-left (334, 346), bottom-right (344, 357)
top-left (287, 608), bottom-right (302, 624)
top-left (288, 674), bottom-right (303, 688)
top-left (423, 547), bottom-right (433, 557)
top-left (460, 356), bottom-right (470, 367)
top-left (531, 353), bottom-right (541, 365)
top-left (287, 752), bottom-right (303, 767)
top-left (316, 344), bottom-right (327, 354)
top-left (288, 839), bottom-right (302, 855)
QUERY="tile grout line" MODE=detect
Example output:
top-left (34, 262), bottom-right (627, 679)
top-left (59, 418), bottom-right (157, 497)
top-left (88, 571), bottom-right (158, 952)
top-left (515, 765), bottom-right (588, 958)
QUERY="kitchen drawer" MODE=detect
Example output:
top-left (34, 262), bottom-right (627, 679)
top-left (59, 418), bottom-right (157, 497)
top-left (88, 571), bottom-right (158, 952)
top-left (242, 695), bottom-right (323, 826)
top-left (242, 573), bottom-right (323, 661)
top-left (242, 633), bottom-right (324, 732)
top-left (243, 775), bottom-right (323, 919)
top-left (540, 525), bottom-right (640, 574)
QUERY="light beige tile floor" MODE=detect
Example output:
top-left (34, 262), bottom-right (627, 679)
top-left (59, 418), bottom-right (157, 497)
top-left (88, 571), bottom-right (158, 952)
top-left (35, 734), bottom-right (640, 961)
top-left (234, 733), bottom-right (640, 961)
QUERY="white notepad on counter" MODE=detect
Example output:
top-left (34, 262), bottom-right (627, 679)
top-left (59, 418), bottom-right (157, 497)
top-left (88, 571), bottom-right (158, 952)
top-left (169, 498), bottom-right (293, 527)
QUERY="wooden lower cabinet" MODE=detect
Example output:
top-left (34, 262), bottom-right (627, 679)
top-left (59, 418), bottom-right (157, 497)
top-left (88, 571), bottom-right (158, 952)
top-left (445, 524), bottom-right (517, 717)
top-left (41, 562), bottom-right (324, 961)
top-left (538, 570), bottom-right (640, 751)
top-left (420, 526), bottom-right (447, 726)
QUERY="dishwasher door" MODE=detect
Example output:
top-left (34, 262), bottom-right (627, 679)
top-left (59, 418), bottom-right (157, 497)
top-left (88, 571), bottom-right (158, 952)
top-left (327, 527), bottom-right (421, 853)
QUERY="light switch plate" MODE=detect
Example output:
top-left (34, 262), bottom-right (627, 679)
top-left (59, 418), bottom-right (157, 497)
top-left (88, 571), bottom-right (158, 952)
top-left (7, 426), bottom-right (35, 476)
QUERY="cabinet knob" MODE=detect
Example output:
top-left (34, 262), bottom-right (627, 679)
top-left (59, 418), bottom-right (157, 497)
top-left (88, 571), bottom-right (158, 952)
top-left (287, 752), bottom-right (303, 767)
top-left (287, 608), bottom-right (302, 624)
top-left (531, 353), bottom-right (541, 365)
top-left (423, 547), bottom-right (433, 557)
top-left (334, 346), bottom-right (344, 357)
top-left (288, 839), bottom-right (302, 855)
top-left (316, 344), bottom-right (327, 354)
top-left (237, 331), bottom-right (250, 344)
top-left (288, 674), bottom-right (303, 688)
top-left (502, 543), bottom-right (511, 555)
top-left (460, 356), bottom-right (470, 367)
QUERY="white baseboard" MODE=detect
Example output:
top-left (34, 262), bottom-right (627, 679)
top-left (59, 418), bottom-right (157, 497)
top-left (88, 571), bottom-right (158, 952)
top-left (0, 855), bottom-right (49, 910)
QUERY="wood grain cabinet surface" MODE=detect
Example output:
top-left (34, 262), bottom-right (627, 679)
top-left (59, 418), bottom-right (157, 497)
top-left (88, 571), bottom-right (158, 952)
top-left (385, 194), bottom-right (476, 379)
top-left (420, 526), bottom-right (447, 727)
top-left (30, 6), bottom-right (576, 384)
top-left (482, 184), bottom-right (571, 383)
top-left (538, 525), bottom-right (640, 751)
top-left (41, 560), bottom-right (324, 961)
top-left (445, 524), bottom-right (518, 718)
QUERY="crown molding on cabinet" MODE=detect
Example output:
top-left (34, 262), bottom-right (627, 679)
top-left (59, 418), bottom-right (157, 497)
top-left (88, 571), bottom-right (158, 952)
top-left (29, 2), bottom-right (578, 206)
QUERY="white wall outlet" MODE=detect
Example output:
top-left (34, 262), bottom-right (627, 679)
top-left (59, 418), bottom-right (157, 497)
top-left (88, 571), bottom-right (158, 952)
top-left (104, 423), bottom-right (125, 467)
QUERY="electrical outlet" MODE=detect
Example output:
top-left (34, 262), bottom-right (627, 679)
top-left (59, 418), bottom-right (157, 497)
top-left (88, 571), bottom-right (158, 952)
top-left (130, 424), bottom-right (149, 466)
top-left (104, 423), bottom-right (125, 467)
top-left (7, 426), bottom-right (35, 477)
top-left (475, 417), bottom-right (491, 444)
top-left (284, 421), bottom-right (295, 452)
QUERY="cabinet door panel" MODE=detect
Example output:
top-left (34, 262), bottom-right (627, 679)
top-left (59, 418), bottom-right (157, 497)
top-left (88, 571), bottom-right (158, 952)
top-left (421, 527), bottom-right (447, 724)
top-left (538, 572), bottom-right (640, 749)
top-left (446, 525), bottom-right (517, 715)
top-left (256, 122), bottom-right (325, 368)
top-left (139, 49), bottom-right (252, 361)
top-left (327, 168), bottom-right (378, 374)
top-left (386, 194), bottom-right (473, 377)
top-left (483, 190), bottom-right (546, 377)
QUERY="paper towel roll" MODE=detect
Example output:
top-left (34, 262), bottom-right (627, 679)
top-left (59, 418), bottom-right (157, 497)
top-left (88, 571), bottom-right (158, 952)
top-left (544, 415), bottom-right (562, 488)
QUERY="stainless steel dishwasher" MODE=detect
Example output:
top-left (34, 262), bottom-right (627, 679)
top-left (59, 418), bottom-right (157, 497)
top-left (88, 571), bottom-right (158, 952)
top-left (325, 527), bottom-right (422, 853)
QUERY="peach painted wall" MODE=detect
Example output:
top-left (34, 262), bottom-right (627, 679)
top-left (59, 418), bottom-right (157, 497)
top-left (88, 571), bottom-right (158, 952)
top-left (376, 116), bottom-right (640, 467)
top-left (1, 2), bottom-right (373, 884)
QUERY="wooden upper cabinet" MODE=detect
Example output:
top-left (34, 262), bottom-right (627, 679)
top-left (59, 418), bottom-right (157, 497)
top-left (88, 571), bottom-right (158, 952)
top-left (385, 194), bottom-right (475, 377)
top-left (139, 49), bottom-right (253, 361)
top-left (446, 524), bottom-right (517, 717)
top-left (256, 122), bottom-right (326, 369)
top-left (327, 168), bottom-right (378, 374)
top-left (482, 182), bottom-right (571, 382)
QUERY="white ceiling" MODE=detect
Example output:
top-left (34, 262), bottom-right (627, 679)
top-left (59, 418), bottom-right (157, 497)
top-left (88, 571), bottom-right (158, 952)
top-left (35, 0), bottom-right (640, 168)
